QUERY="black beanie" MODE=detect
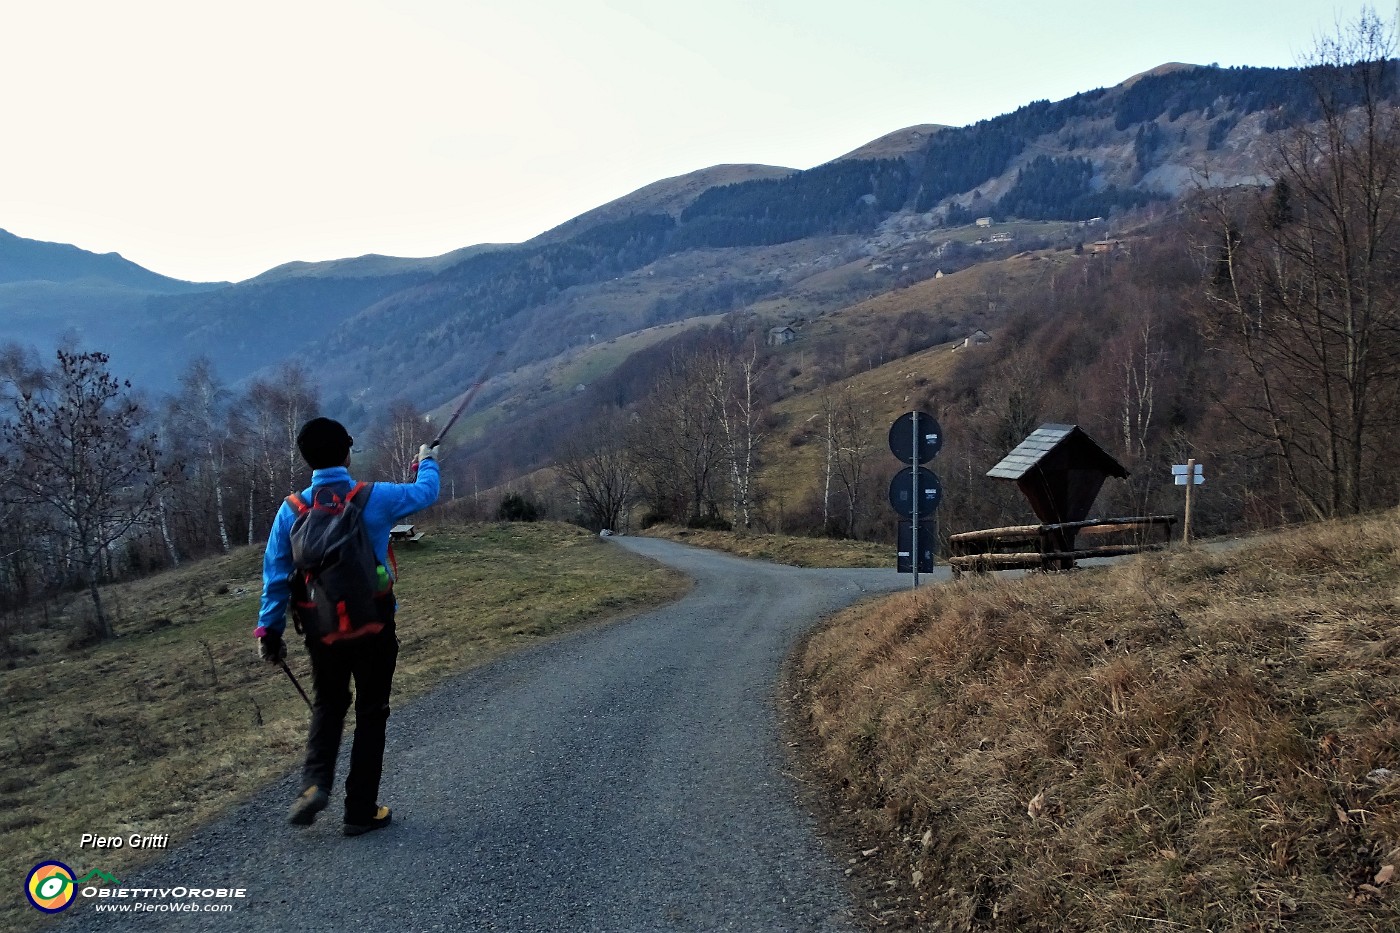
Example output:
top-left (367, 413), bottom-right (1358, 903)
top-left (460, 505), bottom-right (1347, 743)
top-left (296, 417), bottom-right (353, 469)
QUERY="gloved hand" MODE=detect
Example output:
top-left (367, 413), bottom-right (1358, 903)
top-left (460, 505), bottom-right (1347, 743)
top-left (258, 632), bottom-right (286, 664)
top-left (417, 442), bottom-right (439, 462)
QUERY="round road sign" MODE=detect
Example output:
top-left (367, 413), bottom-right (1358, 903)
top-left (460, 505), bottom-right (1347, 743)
top-left (888, 466), bottom-right (943, 517)
top-left (888, 411), bottom-right (943, 464)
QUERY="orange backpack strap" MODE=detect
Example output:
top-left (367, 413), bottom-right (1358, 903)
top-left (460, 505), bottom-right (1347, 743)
top-left (286, 493), bottom-right (310, 515)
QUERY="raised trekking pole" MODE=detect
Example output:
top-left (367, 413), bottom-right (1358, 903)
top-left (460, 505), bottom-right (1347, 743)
top-left (280, 659), bottom-right (313, 710)
top-left (430, 351), bottom-right (507, 448)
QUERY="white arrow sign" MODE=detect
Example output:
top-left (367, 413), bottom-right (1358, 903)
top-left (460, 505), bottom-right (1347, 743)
top-left (1172, 463), bottom-right (1204, 485)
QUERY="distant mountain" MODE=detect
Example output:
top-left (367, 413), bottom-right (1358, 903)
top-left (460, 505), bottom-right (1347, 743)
top-left (0, 229), bottom-right (227, 382)
top-left (0, 231), bottom-right (512, 390)
top-left (2, 60), bottom-right (1376, 416)
top-left (292, 62), bottom-right (1329, 411)
top-left (530, 164), bottom-right (795, 244)
top-left (834, 124), bottom-right (949, 161)
top-left (242, 244), bottom-right (510, 286)
top-left (0, 228), bottom-right (217, 292)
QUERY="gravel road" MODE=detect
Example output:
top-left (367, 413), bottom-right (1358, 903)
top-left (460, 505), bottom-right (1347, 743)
top-left (63, 537), bottom-right (932, 933)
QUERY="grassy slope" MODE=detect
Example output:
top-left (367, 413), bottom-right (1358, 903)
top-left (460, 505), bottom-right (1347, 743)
top-left (429, 234), bottom-right (859, 448)
top-left (796, 512), bottom-right (1400, 931)
top-left (757, 252), bottom-right (1066, 517)
top-left (472, 249), bottom-right (1068, 536)
top-left (436, 231), bottom-right (1071, 465)
top-left (639, 524), bottom-right (889, 568)
top-left (2, 522), bottom-right (683, 933)
top-left (437, 314), bottom-right (729, 444)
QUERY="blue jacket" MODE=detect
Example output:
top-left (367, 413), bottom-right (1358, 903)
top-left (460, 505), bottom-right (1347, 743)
top-left (256, 460), bottom-right (440, 637)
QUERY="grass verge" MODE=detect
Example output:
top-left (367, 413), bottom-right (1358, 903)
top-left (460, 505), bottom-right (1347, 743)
top-left (1, 521), bottom-right (684, 933)
top-left (640, 524), bottom-right (890, 568)
top-left (795, 511), bottom-right (1400, 931)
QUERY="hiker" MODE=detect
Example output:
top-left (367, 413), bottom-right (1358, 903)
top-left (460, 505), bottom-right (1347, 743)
top-left (255, 417), bottom-right (439, 835)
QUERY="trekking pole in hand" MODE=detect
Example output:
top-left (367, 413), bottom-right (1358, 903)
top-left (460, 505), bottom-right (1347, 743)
top-left (280, 660), bottom-right (313, 710)
top-left (430, 351), bottom-right (506, 448)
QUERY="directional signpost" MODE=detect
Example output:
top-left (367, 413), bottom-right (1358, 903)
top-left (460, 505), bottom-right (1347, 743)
top-left (888, 411), bottom-right (943, 588)
top-left (1172, 459), bottom-right (1204, 542)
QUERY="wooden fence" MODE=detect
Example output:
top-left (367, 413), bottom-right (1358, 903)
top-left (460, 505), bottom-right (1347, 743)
top-left (948, 515), bottom-right (1177, 576)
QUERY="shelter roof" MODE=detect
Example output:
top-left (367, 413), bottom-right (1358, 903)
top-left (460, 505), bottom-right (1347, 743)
top-left (987, 423), bottom-right (1127, 480)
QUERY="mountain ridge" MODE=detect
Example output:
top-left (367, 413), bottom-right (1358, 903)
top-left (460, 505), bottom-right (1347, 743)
top-left (0, 58), bottom-right (1364, 409)
top-left (0, 228), bottom-right (221, 292)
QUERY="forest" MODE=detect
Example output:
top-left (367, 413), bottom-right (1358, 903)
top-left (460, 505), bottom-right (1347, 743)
top-left (996, 155), bottom-right (1166, 220)
top-left (0, 350), bottom-right (367, 647)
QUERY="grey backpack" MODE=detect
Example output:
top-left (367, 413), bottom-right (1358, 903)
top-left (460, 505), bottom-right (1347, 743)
top-left (285, 481), bottom-right (389, 644)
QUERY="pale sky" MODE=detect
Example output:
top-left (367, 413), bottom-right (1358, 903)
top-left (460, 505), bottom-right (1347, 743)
top-left (0, 0), bottom-right (1381, 283)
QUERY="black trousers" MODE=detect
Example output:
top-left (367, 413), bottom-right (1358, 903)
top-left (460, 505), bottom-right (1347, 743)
top-left (302, 623), bottom-right (398, 823)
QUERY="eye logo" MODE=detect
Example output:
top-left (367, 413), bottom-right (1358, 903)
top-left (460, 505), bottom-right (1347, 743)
top-left (26, 861), bottom-right (76, 913)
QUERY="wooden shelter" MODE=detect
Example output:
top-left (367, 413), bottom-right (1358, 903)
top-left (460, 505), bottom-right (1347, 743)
top-left (987, 424), bottom-right (1127, 525)
top-left (948, 424), bottom-right (1171, 574)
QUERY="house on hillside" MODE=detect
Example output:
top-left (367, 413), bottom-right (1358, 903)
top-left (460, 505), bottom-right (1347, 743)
top-left (975, 217), bottom-right (993, 228)
top-left (953, 329), bottom-right (992, 350)
top-left (768, 325), bottom-right (798, 347)
top-left (989, 232), bottom-right (1013, 243)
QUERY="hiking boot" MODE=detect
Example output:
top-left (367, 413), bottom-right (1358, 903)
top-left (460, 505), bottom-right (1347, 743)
top-left (288, 786), bottom-right (328, 826)
top-left (343, 805), bottom-right (392, 837)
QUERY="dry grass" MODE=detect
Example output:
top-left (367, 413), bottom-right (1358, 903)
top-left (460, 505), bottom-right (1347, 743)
top-left (640, 524), bottom-right (890, 568)
top-left (0, 522), bottom-right (683, 933)
top-left (797, 511), bottom-right (1400, 931)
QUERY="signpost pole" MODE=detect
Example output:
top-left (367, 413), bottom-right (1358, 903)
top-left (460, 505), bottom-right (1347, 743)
top-left (1183, 457), bottom-right (1195, 544)
top-left (889, 410), bottom-right (942, 582)
top-left (911, 411), bottom-right (919, 590)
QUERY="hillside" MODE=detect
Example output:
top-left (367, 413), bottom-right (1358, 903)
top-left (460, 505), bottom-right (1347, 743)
top-left (1, 59), bottom-right (1375, 425)
top-left (285, 60), bottom-right (1327, 420)
top-left (796, 511), bottom-right (1400, 931)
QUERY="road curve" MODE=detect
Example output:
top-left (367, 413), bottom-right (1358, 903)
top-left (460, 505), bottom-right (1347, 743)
top-left (65, 537), bottom-right (926, 933)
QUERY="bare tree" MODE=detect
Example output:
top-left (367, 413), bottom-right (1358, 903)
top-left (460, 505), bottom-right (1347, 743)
top-left (1120, 319), bottom-right (1160, 464)
top-left (1201, 9), bottom-right (1400, 518)
top-left (819, 391), bottom-right (838, 532)
top-left (1, 351), bottom-right (163, 639)
top-left (709, 344), bottom-right (767, 530)
top-left (825, 386), bottom-right (876, 538)
top-left (368, 399), bottom-right (425, 482)
top-left (632, 351), bottom-right (728, 524)
top-left (242, 363), bottom-right (319, 540)
top-left (169, 358), bottom-right (234, 553)
top-left (816, 386), bottom-right (876, 537)
top-left (555, 411), bottom-right (640, 531)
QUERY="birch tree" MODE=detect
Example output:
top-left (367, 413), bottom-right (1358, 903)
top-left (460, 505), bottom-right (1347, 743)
top-left (710, 345), bottom-right (766, 530)
top-left (369, 399), bottom-right (424, 483)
